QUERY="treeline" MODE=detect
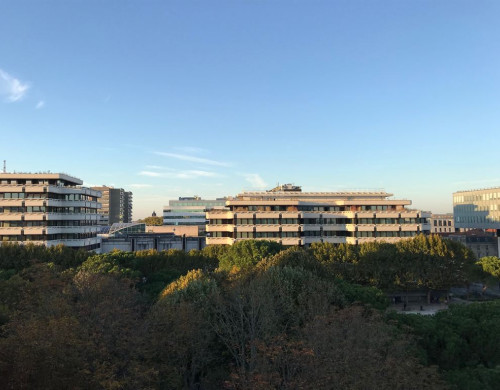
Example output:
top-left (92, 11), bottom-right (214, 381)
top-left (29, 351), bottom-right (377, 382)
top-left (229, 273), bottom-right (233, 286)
top-left (0, 236), bottom-right (499, 389)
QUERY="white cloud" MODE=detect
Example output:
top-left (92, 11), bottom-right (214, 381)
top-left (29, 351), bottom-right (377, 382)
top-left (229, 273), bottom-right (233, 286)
top-left (0, 69), bottom-right (29, 102)
top-left (244, 174), bottom-right (267, 189)
top-left (140, 171), bottom-right (163, 177)
top-left (35, 100), bottom-right (45, 109)
top-left (139, 169), bottom-right (219, 179)
top-left (154, 151), bottom-right (231, 167)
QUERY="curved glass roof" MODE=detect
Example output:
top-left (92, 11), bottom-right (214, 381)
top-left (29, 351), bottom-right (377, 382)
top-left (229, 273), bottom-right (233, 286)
top-left (109, 222), bottom-right (146, 237)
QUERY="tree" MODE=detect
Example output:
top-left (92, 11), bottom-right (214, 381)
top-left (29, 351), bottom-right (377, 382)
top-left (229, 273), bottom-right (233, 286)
top-left (138, 216), bottom-right (163, 226)
top-left (309, 242), bottom-right (359, 280)
top-left (298, 306), bottom-right (446, 390)
top-left (218, 240), bottom-right (283, 271)
top-left (392, 300), bottom-right (500, 390)
top-left (149, 270), bottom-right (222, 389)
top-left (477, 256), bottom-right (500, 279)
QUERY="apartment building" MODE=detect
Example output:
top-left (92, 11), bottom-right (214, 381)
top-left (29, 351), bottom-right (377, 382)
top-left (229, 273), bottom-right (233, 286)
top-left (206, 185), bottom-right (431, 246)
top-left (91, 186), bottom-right (133, 225)
top-left (0, 173), bottom-right (102, 250)
top-left (453, 187), bottom-right (500, 231)
top-left (429, 213), bottom-right (455, 234)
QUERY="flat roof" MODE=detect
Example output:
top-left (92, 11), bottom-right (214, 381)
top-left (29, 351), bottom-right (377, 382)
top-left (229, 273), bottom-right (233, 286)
top-left (0, 172), bottom-right (83, 185)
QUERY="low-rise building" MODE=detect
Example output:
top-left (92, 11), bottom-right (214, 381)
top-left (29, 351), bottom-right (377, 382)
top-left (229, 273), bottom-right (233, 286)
top-left (446, 230), bottom-right (499, 259)
top-left (206, 185), bottom-right (431, 246)
top-left (100, 222), bottom-right (205, 252)
top-left (429, 213), bottom-right (455, 234)
top-left (0, 172), bottom-right (102, 251)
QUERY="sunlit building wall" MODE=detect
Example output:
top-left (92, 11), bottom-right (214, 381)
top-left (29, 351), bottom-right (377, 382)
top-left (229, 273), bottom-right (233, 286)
top-left (207, 185), bottom-right (430, 246)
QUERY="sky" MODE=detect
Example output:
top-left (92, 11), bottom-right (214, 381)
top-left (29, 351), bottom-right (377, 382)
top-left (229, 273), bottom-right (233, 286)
top-left (1, 1), bottom-right (499, 219)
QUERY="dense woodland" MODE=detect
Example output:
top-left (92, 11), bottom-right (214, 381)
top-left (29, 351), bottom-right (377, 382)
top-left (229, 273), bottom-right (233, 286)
top-left (1, 235), bottom-right (500, 389)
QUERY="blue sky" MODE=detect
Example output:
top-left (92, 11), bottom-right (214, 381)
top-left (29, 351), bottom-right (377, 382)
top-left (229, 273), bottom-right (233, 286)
top-left (1, 1), bottom-right (499, 219)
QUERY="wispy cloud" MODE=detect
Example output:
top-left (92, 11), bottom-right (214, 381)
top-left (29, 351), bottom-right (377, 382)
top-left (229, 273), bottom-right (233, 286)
top-left (0, 69), bottom-right (29, 102)
top-left (174, 146), bottom-right (207, 154)
top-left (154, 151), bottom-right (231, 167)
top-left (128, 183), bottom-right (153, 188)
top-left (244, 173), bottom-right (267, 189)
top-left (139, 169), bottom-right (220, 179)
top-left (145, 165), bottom-right (166, 170)
top-left (35, 100), bottom-right (45, 109)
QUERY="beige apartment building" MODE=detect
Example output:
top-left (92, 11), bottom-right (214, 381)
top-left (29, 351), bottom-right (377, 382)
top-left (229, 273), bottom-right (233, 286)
top-left (0, 173), bottom-right (102, 251)
top-left (206, 184), bottom-right (431, 246)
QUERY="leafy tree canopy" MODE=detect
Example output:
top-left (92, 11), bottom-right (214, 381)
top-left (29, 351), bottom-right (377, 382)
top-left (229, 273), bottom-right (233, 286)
top-left (218, 240), bottom-right (283, 271)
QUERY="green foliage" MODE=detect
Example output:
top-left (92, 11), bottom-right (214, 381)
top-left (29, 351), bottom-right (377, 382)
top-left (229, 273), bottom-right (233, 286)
top-left (259, 246), bottom-right (324, 274)
top-left (218, 240), bottom-right (283, 271)
top-left (334, 278), bottom-right (389, 310)
top-left (138, 216), bottom-right (163, 225)
top-left (201, 244), bottom-right (230, 261)
top-left (446, 366), bottom-right (500, 390)
top-left (159, 269), bottom-right (218, 304)
top-left (0, 243), bottom-right (91, 272)
top-left (391, 301), bottom-right (500, 389)
top-left (477, 256), bottom-right (500, 279)
top-left (1, 236), bottom-right (496, 389)
top-left (79, 251), bottom-right (140, 279)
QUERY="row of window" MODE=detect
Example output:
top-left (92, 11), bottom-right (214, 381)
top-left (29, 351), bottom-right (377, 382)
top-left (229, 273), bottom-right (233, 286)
top-left (454, 192), bottom-right (500, 203)
top-left (0, 220), bottom-right (99, 227)
top-left (433, 220), bottom-right (453, 226)
top-left (0, 192), bottom-right (98, 201)
top-left (211, 230), bottom-right (420, 239)
top-left (211, 218), bottom-right (428, 225)
top-left (1, 232), bottom-right (98, 241)
top-left (0, 206), bottom-right (98, 214)
top-left (355, 231), bottom-right (417, 238)
top-left (234, 205), bottom-right (401, 212)
top-left (455, 216), bottom-right (500, 224)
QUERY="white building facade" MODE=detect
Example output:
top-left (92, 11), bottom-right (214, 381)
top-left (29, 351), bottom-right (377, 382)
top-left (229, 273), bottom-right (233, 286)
top-left (206, 186), bottom-right (431, 246)
top-left (163, 196), bottom-right (226, 226)
top-left (0, 173), bottom-right (102, 251)
top-left (453, 187), bottom-right (500, 231)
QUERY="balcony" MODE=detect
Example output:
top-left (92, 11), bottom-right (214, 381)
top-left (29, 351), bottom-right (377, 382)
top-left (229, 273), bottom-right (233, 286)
top-left (206, 224), bottom-right (234, 233)
top-left (0, 199), bottom-right (24, 206)
top-left (0, 227), bottom-right (23, 235)
top-left (206, 237), bottom-right (234, 245)
top-left (206, 210), bottom-right (234, 219)
top-left (254, 225), bottom-right (280, 232)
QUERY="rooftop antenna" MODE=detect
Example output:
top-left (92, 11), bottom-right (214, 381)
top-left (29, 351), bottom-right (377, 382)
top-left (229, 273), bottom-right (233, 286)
top-left (3, 160), bottom-right (5, 173)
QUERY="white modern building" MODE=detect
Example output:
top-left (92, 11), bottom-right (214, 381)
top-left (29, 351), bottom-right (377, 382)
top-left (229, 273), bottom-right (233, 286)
top-left (206, 184), bottom-right (431, 246)
top-left (453, 187), bottom-right (500, 232)
top-left (163, 196), bottom-right (227, 226)
top-left (0, 173), bottom-right (102, 251)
